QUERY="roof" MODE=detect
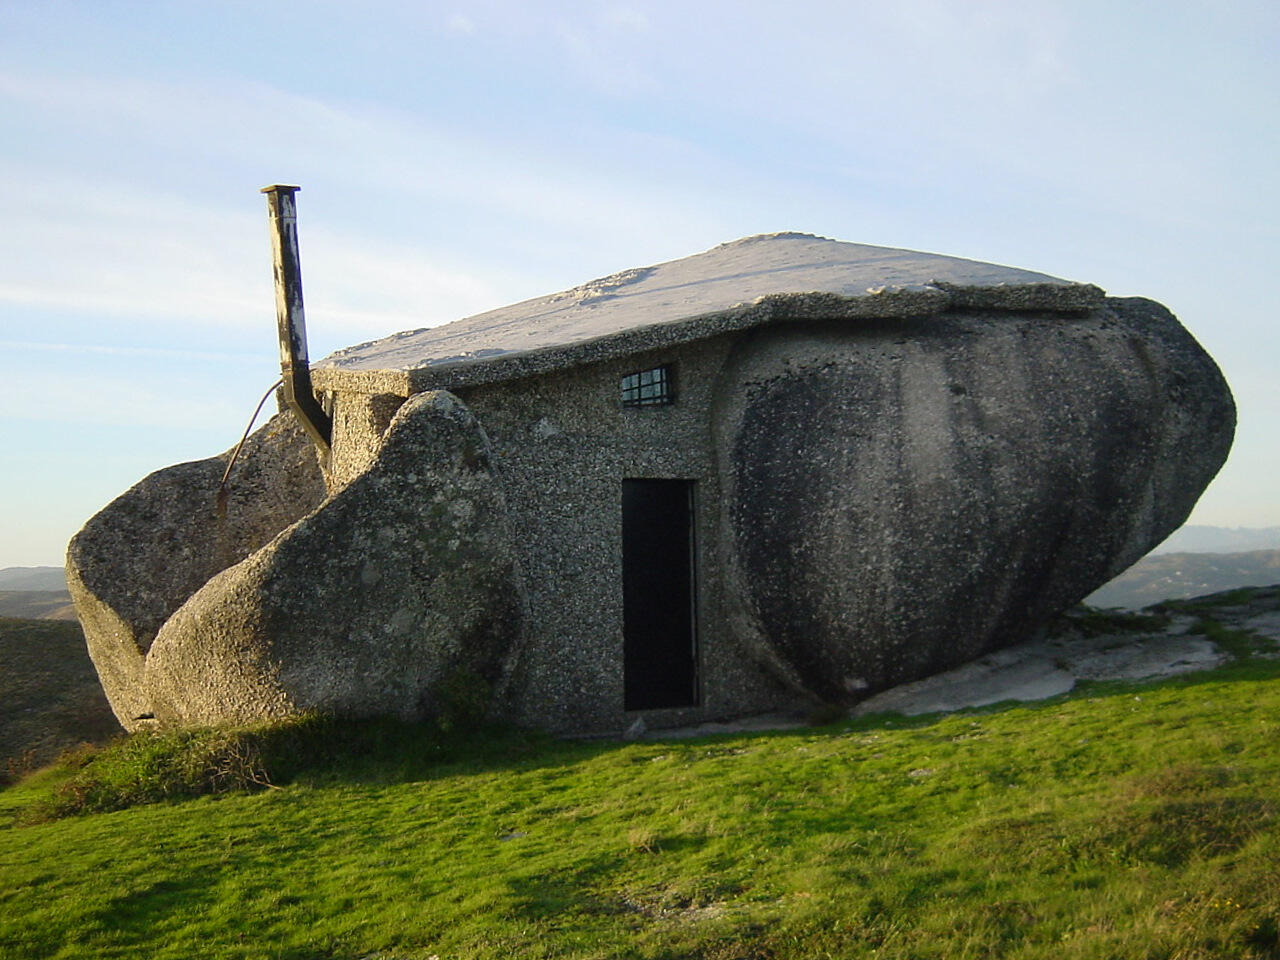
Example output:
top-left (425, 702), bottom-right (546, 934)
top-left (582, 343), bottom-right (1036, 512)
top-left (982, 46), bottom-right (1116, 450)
top-left (311, 233), bottom-right (1104, 396)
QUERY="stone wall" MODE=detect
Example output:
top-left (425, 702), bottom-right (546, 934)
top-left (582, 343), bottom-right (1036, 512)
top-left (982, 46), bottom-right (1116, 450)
top-left (442, 338), bottom-right (799, 732)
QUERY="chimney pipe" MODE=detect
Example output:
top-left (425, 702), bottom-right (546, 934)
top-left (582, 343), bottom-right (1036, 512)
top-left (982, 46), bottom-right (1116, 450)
top-left (261, 184), bottom-right (332, 457)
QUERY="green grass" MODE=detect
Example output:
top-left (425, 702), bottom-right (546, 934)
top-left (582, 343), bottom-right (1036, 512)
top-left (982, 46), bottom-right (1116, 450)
top-left (1188, 617), bottom-right (1278, 660)
top-left (3, 663), bottom-right (1280, 959)
top-left (1048, 605), bottom-right (1173, 638)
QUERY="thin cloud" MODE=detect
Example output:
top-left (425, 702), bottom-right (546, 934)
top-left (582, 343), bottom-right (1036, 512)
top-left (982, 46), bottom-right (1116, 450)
top-left (0, 340), bottom-right (262, 362)
top-left (0, 68), bottom-right (736, 346)
top-left (447, 13), bottom-right (477, 34)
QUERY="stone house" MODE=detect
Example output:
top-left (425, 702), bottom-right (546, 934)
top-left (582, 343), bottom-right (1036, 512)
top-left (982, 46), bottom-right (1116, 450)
top-left (69, 233), bottom-right (1234, 735)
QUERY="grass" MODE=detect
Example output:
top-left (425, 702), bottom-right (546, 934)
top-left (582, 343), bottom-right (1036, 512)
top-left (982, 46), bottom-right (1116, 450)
top-left (1048, 605), bottom-right (1172, 638)
top-left (1157, 587), bottom-right (1264, 613)
top-left (2, 663), bottom-right (1279, 957)
top-left (1188, 617), bottom-right (1277, 660)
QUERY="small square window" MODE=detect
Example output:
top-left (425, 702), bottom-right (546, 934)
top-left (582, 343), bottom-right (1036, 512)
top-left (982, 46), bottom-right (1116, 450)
top-left (621, 365), bottom-right (673, 407)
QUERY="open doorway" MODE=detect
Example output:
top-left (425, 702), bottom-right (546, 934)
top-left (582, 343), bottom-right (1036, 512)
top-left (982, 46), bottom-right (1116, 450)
top-left (622, 479), bottom-right (698, 710)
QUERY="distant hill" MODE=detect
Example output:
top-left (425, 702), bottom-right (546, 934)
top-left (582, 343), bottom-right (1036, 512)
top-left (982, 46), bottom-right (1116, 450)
top-left (0, 591), bottom-right (76, 620)
top-left (0, 569), bottom-right (74, 621)
top-left (1087, 549), bottom-right (1280, 609)
top-left (0, 616), bottom-right (121, 778)
top-left (0, 566), bottom-right (66, 591)
top-left (1150, 525), bottom-right (1280, 554)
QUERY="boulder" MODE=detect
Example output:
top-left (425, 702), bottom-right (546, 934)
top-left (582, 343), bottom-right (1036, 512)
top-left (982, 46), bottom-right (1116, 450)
top-left (717, 298), bottom-right (1235, 703)
top-left (143, 391), bottom-right (525, 725)
top-left (66, 412), bottom-right (326, 727)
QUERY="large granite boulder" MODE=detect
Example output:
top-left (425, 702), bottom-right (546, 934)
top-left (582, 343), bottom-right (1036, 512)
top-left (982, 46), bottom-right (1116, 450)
top-left (716, 297), bottom-right (1235, 703)
top-left (142, 391), bottom-right (525, 725)
top-left (66, 412), bottom-right (326, 727)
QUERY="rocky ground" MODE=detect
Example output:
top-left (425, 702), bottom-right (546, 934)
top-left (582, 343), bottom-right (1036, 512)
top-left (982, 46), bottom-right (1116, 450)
top-left (657, 585), bottom-right (1280, 738)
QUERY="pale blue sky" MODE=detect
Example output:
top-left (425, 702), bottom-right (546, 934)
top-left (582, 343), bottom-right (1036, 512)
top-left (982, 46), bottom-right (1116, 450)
top-left (1, 0), bottom-right (1276, 567)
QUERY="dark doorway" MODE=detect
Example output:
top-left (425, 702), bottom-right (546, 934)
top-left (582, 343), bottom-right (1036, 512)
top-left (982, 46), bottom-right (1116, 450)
top-left (622, 479), bottom-right (698, 710)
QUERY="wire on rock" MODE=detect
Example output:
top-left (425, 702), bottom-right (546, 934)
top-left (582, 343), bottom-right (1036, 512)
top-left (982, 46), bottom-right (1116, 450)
top-left (216, 378), bottom-right (285, 516)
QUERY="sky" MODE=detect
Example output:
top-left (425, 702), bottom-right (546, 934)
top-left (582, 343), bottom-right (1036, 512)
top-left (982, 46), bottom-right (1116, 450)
top-left (0, 0), bottom-right (1276, 568)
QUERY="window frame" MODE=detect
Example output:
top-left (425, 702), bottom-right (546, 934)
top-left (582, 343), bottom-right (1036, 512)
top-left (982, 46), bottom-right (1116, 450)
top-left (620, 364), bottom-right (674, 408)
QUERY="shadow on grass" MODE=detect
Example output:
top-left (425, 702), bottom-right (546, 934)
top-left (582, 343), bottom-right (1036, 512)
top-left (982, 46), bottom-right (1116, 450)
top-left (503, 851), bottom-right (638, 921)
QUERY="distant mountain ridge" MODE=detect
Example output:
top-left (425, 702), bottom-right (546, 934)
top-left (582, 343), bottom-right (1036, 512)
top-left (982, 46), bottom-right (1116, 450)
top-left (1150, 526), bottom-right (1280, 554)
top-left (0, 567), bottom-right (67, 591)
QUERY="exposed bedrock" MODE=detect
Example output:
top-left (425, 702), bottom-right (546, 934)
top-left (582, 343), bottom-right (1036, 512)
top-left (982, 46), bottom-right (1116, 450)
top-left (66, 413), bottom-right (326, 728)
top-left (716, 298), bottom-right (1235, 704)
top-left (143, 391), bottom-right (525, 726)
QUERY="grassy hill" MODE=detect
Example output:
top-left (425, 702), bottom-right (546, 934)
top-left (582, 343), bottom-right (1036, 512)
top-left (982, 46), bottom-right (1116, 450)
top-left (0, 617), bottom-right (121, 779)
top-left (2, 627), bottom-right (1278, 959)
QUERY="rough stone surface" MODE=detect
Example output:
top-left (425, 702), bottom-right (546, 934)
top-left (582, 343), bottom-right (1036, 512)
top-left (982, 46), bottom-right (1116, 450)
top-left (328, 391), bottom-right (405, 489)
top-left (66, 413), bottom-right (326, 727)
top-left (851, 634), bottom-right (1225, 716)
top-left (143, 391), bottom-right (525, 725)
top-left (455, 336), bottom-right (802, 734)
top-left (716, 298), bottom-right (1234, 703)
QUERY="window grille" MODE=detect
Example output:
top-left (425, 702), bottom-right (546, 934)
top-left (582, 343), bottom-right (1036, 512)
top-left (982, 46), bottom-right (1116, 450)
top-left (621, 365), bottom-right (673, 407)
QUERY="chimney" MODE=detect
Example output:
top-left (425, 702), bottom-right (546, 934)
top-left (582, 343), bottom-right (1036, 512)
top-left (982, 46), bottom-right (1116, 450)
top-left (261, 184), bottom-right (332, 457)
